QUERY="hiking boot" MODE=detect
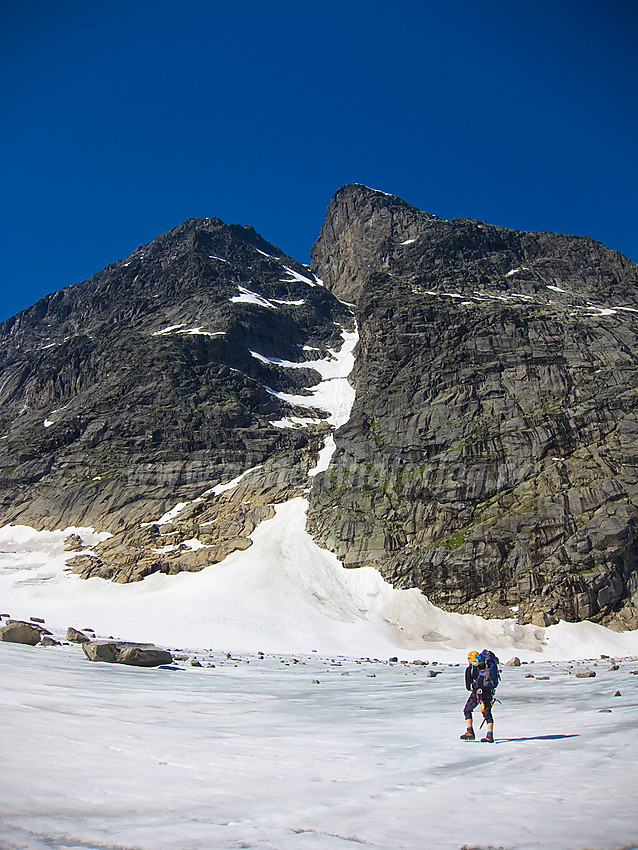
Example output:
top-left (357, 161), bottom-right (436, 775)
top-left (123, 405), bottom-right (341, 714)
top-left (460, 729), bottom-right (475, 740)
top-left (481, 732), bottom-right (494, 743)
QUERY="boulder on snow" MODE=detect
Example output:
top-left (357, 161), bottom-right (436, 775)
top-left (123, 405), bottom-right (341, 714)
top-left (82, 640), bottom-right (172, 667)
top-left (506, 656), bottom-right (521, 667)
top-left (575, 670), bottom-right (597, 678)
top-left (117, 645), bottom-right (173, 667)
top-left (0, 620), bottom-right (52, 646)
top-left (82, 641), bottom-right (119, 663)
top-left (66, 626), bottom-right (91, 643)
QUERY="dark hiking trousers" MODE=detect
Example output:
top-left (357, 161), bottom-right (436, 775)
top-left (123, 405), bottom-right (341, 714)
top-left (464, 687), bottom-right (494, 724)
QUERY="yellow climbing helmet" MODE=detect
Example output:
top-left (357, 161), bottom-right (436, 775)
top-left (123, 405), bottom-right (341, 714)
top-left (468, 650), bottom-right (479, 665)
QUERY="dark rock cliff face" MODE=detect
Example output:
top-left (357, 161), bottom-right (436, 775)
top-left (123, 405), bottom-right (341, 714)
top-left (311, 184), bottom-right (437, 304)
top-left (0, 217), bottom-right (352, 572)
top-left (2, 185), bottom-right (637, 631)
top-left (308, 184), bottom-right (638, 630)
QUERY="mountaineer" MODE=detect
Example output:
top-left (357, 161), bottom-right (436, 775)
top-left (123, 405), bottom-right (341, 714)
top-left (460, 650), bottom-right (500, 742)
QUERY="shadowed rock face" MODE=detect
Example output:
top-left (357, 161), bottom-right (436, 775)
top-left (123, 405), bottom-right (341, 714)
top-left (0, 216), bottom-right (352, 551)
top-left (2, 185), bottom-right (637, 631)
top-left (308, 184), bottom-right (638, 630)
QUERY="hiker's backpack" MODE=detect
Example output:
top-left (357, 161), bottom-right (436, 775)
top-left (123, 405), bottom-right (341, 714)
top-left (480, 649), bottom-right (501, 688)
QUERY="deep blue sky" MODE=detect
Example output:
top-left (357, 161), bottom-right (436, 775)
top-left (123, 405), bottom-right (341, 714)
top-left (1, 1), bottom-right (636, 322)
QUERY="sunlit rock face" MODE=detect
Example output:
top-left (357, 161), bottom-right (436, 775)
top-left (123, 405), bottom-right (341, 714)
top-left (308, 184), bottom-right (638, 630)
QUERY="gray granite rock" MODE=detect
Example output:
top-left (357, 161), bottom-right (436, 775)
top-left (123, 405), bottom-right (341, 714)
top-left (308, 185), bottom-right (638, 630)
top-left (82, 640), bottom-right (172, 667)
top-left (66, 626), bottom-right (91, 643)
top-left (1, 185), bottom-right (637, 632)
top-left (0, 217), bottom-right (351, 535)
top-left (0, 620), bottom-right (51, 645)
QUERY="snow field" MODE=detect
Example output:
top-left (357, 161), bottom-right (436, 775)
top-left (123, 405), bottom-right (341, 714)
top-left (265, 327), bottom-right (357, 430)
top-left (1, 641), bottom-right (637, 850)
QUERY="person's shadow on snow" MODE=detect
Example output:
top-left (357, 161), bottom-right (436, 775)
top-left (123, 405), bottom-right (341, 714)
top-left (496, 734), bottom-right (579, 743)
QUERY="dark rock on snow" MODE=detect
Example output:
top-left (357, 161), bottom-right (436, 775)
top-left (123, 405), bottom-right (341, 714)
top-left (82, 640), bottom-right (173, 667)
top-left (64, 533), bottom-right (85, 552)
top-left (0, 620), bottom-right (52, 645)
top-left (0, 183), bottom-right (637, 630)
top-left (66, 626), bottom-right (91, 643)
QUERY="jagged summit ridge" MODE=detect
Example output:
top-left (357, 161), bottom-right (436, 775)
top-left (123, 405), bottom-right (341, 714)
top-left (312, 183), bottom-right (637, 307)
top-left (0, 217), bottom-right (311, 351)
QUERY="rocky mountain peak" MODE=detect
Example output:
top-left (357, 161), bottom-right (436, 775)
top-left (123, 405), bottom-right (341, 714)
top-left (0, 216), bottom-right (313, 356)
top-left (0, 214), bottom-right (353, 540)
top-left (308, 190), bottom-right (638, 631)
top-left (310, 183), bottom-right (438, 303)
top-left (1, 189), bottom-right (637, 632)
